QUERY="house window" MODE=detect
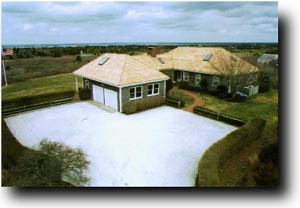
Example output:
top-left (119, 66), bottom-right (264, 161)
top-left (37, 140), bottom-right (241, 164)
top-left (147, 83), bottom-right (160, 96)
top-left (212, 76), bottom-right (220, 87)
top-left (183, 72), bottom-right (189, 81)
top-left (84, 79), bottom-right (89, 88)
top-left (177, 71), bottom-right (182, 81)
top-left (195, 74), bottom-right (201, 84)
top-left (129, 86), bottom-right (142, 100)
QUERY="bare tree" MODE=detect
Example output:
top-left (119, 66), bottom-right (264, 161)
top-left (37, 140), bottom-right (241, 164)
top-left (38, 139), bottom-right (90, 186)
top-left (210, 49), bottom-right (257, 93)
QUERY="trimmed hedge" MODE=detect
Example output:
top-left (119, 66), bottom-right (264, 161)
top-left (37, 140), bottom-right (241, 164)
top-left (2, 90), bottom-right (75, 110)
top-left (196, 118), bottom-right (266, 187)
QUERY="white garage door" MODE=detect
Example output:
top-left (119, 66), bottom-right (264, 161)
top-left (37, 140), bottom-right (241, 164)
top-left (104, 88), bottom-right (118, 110)
top-left (92, 85), bottom-right (118, 110)
top-left (93, 85), bottom-right (104, 104)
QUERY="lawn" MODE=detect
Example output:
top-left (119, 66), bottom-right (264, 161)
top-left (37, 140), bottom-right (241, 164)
top-left (2, 73), bottom-right (82, 100)
top-left (201, 89), bottom-right (278, 132)
top-left (168, 89), bottom-right (195, 106)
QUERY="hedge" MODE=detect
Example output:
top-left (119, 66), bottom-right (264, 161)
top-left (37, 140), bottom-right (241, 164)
top-left (196, 118), bottom-right (266, 187)
top-left (2, 90), bottom-right (75, 110)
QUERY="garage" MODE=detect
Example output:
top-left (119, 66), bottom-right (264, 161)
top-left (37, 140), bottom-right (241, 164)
top-left (92, 85), bottom-right (118, 110)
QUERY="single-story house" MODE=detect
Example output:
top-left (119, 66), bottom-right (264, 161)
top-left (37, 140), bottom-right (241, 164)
top-left (73, 53), bottom-right (169, 114)
top-left (257, 54), bottom-right (278, 66)
top-left (73, 46), bottom-right (259, 114)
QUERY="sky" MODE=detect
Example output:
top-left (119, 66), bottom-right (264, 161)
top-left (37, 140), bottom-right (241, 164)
top-left (1, 1), bottom-right (278, 45)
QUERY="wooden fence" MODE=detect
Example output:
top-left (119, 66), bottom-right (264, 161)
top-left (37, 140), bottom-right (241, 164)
top-left (193, 106), bottom-right (246, 126)
top-left (165, 98), bottom-right (184, 108)
top-left (2, 98), bottom-right (74, 118)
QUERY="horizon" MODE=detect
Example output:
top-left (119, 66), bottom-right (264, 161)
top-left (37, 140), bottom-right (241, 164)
top-left (2, 1), bottom-right (278, 45)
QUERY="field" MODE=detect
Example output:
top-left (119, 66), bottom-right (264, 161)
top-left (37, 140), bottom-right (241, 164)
top-left (3, 55), bottom-right (96, 83)
top-left (2, 73), bottom-right (82, 100)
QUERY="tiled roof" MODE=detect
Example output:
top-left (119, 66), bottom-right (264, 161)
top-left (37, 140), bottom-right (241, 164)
top-left (73, 53), bottom-right (169, 87)
top-left (137, 47), bottom-right (258, 75)
top-left (73, 47), bottom-right (259, 86)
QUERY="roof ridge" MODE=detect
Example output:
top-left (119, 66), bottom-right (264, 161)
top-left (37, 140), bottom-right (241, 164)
top-left (117, 54), bottom-right (127, 85)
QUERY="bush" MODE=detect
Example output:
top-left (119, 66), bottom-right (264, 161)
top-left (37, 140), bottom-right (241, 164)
top-left (258, 71), bottom-right (271, 93)
top-left (200, 78), bottom-right (208, 92)
top-left (196, 118), bottom-right (266, 187)
top-left (38, 139), bottom-right (90, 186)
top-left (12, 150), bottom-right (63, 187)
top-left (252, 142), bottom-right (279, 186)
top-left (178, 82), bottom-right (201, 92)
top-left (78, 88), bottom-right (91, 100)
top-left (166, 79), bottom-right (173, 94)
top-left (216, 85), bottom-right (228, 99)
top-left (75, 55), bottom-right (82, 62)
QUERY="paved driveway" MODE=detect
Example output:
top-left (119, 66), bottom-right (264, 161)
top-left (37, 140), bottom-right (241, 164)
top-left (5, 101), bottom-right (236, 187)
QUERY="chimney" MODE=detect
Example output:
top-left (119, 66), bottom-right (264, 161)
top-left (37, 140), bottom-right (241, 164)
top-left (147, 47), bottom-right (157, 57)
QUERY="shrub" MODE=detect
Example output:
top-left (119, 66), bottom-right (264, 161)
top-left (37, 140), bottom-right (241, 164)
top-left (196, 118), bottom-right (266, 187)
top-left (252, 142), bottom-right (279, 187)
top-left (178, 82), bottom-right (201, 92)
top-left (258, 71), bottom-right (271, 93)
top-left (75, 55), bottom-right (82, 62)
top-left (12, 150), bottom-right (63, 187)
top-left (166, 79), bottom-right (173, 94)
top-left (200, 78), bottom-right (208, 92)
top-left (38, 139), bottom-right (90, 186)
top-left (78, 88), bottom-right (91, 100)
top-left (216, 85), bottom-right (228, 99)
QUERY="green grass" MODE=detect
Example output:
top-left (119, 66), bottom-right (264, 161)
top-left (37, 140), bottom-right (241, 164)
top-left (2, 73), bottom-right (82, 100)
top-left (4, 55), bottom-right (96, 83)
top-left (201, 89), bottom-right (278, 132)
top-left (168, 90), bottom-right (195, 106)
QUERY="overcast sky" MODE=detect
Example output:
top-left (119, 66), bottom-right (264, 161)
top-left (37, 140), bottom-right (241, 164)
top-left (2, 1), bottom-right (278, 45)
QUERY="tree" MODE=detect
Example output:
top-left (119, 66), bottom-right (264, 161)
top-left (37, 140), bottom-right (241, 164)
top-left (13, 140), bottom-right (90, 187)
top-left (210, 49), bottom-right (257, 93)
top-left (13, 150), bottom-right (63, 187)
top-left (38, 139), bottom-right (90, 186)
top-left (75, 55), bottom-right (82, 62)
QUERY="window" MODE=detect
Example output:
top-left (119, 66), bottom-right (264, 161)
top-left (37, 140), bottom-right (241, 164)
top-left (129, 86), bottom-right (142, 100)
top-left (84, 79), bottom-right (89, 88)
top-left (212, 76), bottom-right (220, 87)
top-left (147, 83), bottom-right (160, 96)
top-left (183, 72), bottom-right (189, 81)
top-left (176, 71), bottom-right (182, 81)
top-left (195, 74), bottom-right (201, 84)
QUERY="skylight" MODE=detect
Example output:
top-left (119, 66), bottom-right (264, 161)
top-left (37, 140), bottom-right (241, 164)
top-left (203, 54), bottom-right (213, 61)
top-left (98, 57), bottom-right (109, 65)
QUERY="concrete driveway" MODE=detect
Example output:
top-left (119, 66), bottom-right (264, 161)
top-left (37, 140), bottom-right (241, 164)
top-left (5, 101), bottom-right (236, 187)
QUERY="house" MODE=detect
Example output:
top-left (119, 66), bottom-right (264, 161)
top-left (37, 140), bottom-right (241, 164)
top-left (73, 46), bottom-right (258, 114)
top-left (257, 54), bottom-right (278, 66)
top-left (73, 53), bottom-right (169, 114)
top-left (136, 47), bottom-right (259, 93)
